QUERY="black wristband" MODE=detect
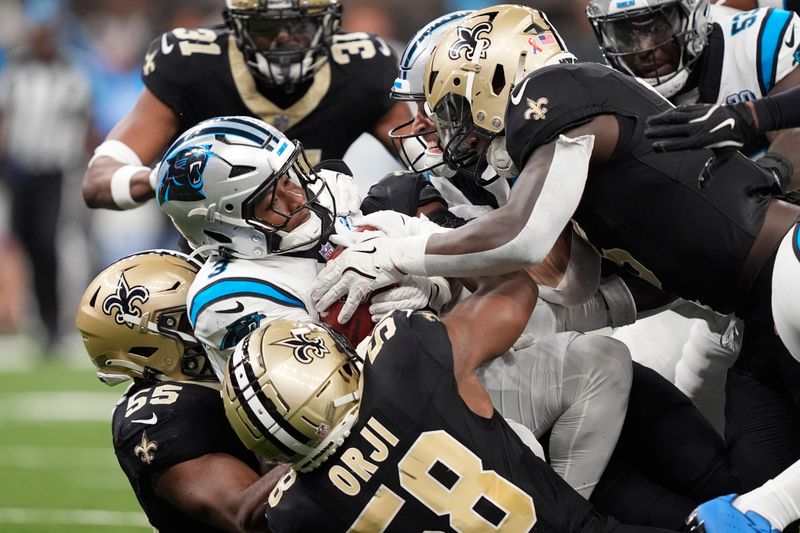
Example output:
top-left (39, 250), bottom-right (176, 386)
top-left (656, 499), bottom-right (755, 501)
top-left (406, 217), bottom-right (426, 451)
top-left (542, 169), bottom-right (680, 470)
top-left (757, 152), bottom-right (794, 191)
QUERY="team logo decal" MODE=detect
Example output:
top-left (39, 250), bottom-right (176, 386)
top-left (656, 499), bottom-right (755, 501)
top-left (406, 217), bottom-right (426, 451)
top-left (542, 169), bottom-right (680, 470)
top-left (448, 21), bottom-right (492, 61)
top-left (102, 273), bottom-right (149, 328)
top-left (134, 431), bottom-right (158, 464)
top-left (157, 145), bottom-right (211, 204)
top-left (143, 50), bottom-right (157, 76)
top-left (220, 312), bottom-right (266, 350)
top-left (524, 97), bottom-right (549, 121)
top-left (272, 330), bottom-right (330, 364)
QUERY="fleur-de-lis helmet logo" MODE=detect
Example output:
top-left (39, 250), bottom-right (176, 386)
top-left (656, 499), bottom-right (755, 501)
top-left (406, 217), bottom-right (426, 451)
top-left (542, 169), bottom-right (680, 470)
top-left (102, 272), bottom-right (150, 328)
top-left (448, 21), bottom-right (493, 62)
top-left (272, 330), bottom-right (330, 364)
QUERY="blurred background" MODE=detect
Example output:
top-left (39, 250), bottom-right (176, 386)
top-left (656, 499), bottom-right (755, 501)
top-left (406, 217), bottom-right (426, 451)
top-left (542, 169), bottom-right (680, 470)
top-left (0, 0), bottom-right (601, 530)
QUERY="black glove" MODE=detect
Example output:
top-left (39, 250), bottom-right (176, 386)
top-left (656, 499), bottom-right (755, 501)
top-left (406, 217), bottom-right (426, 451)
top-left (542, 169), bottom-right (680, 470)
top-left (646, 103), bottom-right (758, 152)
top-left (756, 152), bottom-right (794, 192)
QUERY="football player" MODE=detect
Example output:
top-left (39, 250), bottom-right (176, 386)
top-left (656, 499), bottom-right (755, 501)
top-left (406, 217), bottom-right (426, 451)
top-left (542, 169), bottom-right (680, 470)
top-left (155, 115), bottom-right (453, 378)
top-left (81, 0), bottom-right (411, 211)
top-left (310, 5), bottom-right (800, 493)
top-left (586, 0), bottom-right (800, 189)
top-left (75, 249), bottom-right (287, 532)
top-left (222, 269), bottom-right (678, 532)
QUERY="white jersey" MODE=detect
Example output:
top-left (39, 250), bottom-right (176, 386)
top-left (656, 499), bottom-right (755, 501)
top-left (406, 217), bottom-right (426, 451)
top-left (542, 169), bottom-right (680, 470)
top-left (188, 254), bottom-right (319, 379)
top-left (675, 7), bottom-right (800, 108)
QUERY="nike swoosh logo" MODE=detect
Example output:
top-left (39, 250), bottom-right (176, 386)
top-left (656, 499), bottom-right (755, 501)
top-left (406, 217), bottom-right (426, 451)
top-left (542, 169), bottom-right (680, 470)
top-left (217, 301), bottom-right (245, 314)
top-left (131, 414), bottom-right (158, 425)
top-left (787, 27), bottom-right (795, 49)
top-left (510, 77), bottom-right (531, 106)
top-left (355, 247), bottom-right (377, 254)
top-left (710, 118), bottom-right (735, 133)
top-left (161, 34), bottom-right (174, 55)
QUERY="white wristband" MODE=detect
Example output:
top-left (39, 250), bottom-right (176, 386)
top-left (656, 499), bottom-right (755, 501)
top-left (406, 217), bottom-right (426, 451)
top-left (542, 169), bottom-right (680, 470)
top-left (111, 165), bottom-right (151, 210)
top-left (88, 139), bottom-right (143, 167)
top-left (149, 167), bottom-right (159, 191)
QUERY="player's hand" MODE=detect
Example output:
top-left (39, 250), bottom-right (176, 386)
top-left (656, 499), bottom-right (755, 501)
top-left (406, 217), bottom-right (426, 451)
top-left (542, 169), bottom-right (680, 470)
top-left (352, 210), bottom-right (450, 239)
top-left (686, 494), bottom-right (779, 533)
top-left (312, 232), bottom-right (407, 323)
top-left (645, 103), bottom-right (758, 152)
top-left (368, 275), bottom-right (452, 321)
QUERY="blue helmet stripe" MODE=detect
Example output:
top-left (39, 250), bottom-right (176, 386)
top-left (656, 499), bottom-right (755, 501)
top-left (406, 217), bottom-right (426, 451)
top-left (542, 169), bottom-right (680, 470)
top-left (189, 277), bottom-right (306, 327)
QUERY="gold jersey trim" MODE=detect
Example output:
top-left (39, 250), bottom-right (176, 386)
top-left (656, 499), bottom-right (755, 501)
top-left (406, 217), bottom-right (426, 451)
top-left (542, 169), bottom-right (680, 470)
top-left (228, 35), bottom-right (331, 131)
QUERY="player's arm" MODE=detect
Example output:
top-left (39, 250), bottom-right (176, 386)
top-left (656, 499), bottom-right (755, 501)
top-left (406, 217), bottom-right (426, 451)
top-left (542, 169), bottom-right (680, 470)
top-left (81, 87), bottom-right (178, 210)
top-left (419, 115), bottom-right (619, 276)
top-left (444, 270), bottom-right (539, 418)
top-left (151, 453), bottom-right (288, 532)
top-left (762, 66), bottom-right (800, 190)
top-left (311, 115), bottom-right (619, 319)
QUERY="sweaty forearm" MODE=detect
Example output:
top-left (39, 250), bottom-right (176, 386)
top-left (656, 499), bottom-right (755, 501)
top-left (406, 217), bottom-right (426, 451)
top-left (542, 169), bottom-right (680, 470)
top-left (236, 464), bottom-right (290, 532)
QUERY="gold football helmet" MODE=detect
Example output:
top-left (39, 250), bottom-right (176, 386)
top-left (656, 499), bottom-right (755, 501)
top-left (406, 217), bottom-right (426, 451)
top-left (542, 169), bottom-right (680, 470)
top-left (222, 319), bottom-right (361, 472)
top-left (76, 250), bottom-right (210, 386)
top-left (424, 5), bottom-right (574, 178)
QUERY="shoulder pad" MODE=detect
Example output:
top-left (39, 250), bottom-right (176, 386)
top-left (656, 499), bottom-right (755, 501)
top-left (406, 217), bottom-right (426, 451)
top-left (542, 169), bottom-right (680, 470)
top-left (142, 27), bottom-right (228, 101)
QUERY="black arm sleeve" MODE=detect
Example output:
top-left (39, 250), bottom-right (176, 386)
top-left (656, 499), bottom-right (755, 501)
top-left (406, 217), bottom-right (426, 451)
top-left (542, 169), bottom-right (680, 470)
top-left (753, 85), bottom-right (800, 132)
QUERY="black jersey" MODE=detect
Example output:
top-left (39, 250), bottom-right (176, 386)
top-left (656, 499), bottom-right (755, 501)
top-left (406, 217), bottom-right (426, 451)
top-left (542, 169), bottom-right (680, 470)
top-left (266, 310), bottom-right (621, 532)
top-left (505, 63), bottom-right (778, 313)
top-left (112, 380), bottom-right (259, 533)
top-left (142, 26), bottom-right (398, 164)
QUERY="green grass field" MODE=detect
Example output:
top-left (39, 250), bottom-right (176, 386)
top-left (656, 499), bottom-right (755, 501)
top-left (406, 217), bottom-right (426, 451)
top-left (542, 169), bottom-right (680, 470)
top-left (0, 343), bottom-right (150, 532)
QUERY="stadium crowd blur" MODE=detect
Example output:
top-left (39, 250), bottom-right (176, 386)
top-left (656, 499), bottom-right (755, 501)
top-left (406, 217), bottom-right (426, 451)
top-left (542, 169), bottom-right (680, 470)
top-left (0, 0), bottom-right (601, 358)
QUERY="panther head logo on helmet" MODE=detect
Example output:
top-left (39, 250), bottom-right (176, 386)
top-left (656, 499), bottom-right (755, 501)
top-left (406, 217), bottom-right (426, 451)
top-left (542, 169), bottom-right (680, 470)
top-left (157, 146), bottom-right (211, 204)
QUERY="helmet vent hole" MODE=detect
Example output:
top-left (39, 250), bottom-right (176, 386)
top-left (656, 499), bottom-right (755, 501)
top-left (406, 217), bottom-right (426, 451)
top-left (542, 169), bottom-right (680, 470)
top-left (204, 230), bottom-right (233, 244)
top-left (129, 347), bottom-right (158, 358)
top-left (316, 380), bottom-right (331, 398)
top-left (229, 165), bottom-right (255, 178)
top-left (453, 77), bottom-right (462, 87)
top-left (160, 281), bottom-right (181, 293)
top-left (89, 286), bottom-right (101, 308)
top-left (224, 203), bottom-right (234, 212)
top-left (491, 65), bottom-right (506, 96)
top-left (428, 70), bottom-right (439, 93)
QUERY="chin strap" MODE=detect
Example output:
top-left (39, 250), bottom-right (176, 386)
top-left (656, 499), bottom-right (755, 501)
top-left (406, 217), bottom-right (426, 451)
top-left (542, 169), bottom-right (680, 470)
top-left (293, 401), bottom-right (360, 473)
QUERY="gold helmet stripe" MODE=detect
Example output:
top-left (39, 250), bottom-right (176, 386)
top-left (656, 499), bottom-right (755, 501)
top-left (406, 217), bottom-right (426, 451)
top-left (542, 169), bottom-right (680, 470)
top-left (230, 339), bottom-right (313, 455)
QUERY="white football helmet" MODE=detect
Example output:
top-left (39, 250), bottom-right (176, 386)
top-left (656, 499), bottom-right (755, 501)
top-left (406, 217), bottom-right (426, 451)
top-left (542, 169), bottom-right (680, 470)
top-left (224, 0), bottom-right (342, 90)
top-left (587, 0), bottom-right (711, 98)
top-left (155, 116), bottom-right (334, 258)
top-left (389, 11), bottom-right (473, 178)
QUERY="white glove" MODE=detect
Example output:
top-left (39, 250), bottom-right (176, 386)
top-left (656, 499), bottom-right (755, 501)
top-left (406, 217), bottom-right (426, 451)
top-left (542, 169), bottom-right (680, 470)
top-left (352, 210), bottom-right (451, 238)
top-left (317, 169), bottom-right (363, 216)
top-left (368, 275), bottom-right (452, 321)
top-left (312, 231), bottom-right (428, 323)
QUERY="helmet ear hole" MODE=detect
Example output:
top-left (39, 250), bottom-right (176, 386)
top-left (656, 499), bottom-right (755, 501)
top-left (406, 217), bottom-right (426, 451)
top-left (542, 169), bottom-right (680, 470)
top-left (130, 347), bottom-right (158, 358)
top-left (491, 64), bottom-right (506, 96)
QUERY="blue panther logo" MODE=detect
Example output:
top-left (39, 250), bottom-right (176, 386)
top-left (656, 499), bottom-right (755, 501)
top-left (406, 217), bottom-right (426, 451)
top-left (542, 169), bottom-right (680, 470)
top-left (220, 312), bottom-right (266, 350)
top-left (157, 145), bottom-right (212, 203)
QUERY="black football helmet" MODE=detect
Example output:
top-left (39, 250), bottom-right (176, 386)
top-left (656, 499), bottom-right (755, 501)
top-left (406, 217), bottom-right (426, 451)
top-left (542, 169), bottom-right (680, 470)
top-left (224, 0), bottom-right (342, 90)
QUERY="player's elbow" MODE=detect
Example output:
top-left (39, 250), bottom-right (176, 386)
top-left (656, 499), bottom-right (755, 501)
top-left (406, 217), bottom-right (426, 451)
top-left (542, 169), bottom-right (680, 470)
top-left (81, 169), bottom-right (104, 208)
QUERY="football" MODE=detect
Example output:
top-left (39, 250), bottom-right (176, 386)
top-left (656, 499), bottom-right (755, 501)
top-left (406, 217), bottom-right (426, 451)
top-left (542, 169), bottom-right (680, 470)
top-left (320, 226), bottom-right (390, 347)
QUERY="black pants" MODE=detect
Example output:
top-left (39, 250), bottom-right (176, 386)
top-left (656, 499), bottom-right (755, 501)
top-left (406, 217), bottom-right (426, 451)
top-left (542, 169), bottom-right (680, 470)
top-left (591, 363), bottom-right (739, 531)
top-left (727, 251), bottom-right (800, 489)
top-left (7, 161), bottom-right (63, 346)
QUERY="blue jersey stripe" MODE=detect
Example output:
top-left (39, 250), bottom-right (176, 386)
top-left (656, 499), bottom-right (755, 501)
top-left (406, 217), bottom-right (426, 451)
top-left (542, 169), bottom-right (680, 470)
top-left (189, 278), bottom-right (306, 326)
top-left (759, 9), bottom-right (792, 94)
